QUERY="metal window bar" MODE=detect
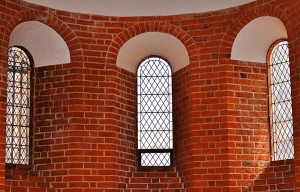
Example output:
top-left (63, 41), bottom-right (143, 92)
top-left (137, 57), bottom-right (173, 167)
top-left (269, 41), bottom-right (294, 161)
top-left (6, 47), bottom-right (31, 164)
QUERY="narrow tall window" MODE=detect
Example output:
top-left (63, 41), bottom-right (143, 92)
top-left (268, 41), bottom-right (294, 161)
top-left (137, 56), bottom-right (173, 167)
top-left (6, 46), bottom-right (32, 164)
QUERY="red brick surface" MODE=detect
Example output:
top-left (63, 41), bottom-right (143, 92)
top-left (250, 160), bottom-right (295, 192)
top-left (0, 0), bottom-right (300, 191)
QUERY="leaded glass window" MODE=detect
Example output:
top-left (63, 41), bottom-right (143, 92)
top-left (6, 46), bottom-right (32, 164)
top-left (137, 57), bottom-right (173, 167)
top-left (268, 41), bottom-right (294, 161)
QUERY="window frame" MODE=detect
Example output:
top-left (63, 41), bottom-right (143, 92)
top-left (6, 46), bottom-right (34, 165)
top-left (267, 39), bottom-right (294, 161)
top-left (136, 56), bottom-right (174, 167)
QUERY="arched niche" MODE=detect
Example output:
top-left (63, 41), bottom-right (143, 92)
top-left (231, 16), bottom-right (287, 63)
top-left (117, 32), bottom-right (190, 73)
top-left (9, 21), bottom-right (71, 67)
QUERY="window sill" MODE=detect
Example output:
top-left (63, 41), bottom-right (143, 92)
top-left (137, 165), bottom-right (175, 172)
top-left (6, 163), bottom-right (33, 170)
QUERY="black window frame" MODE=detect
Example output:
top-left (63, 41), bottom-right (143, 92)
top-left (137, 56), bottom-right (174, 167)
top-left (6, 46), bottom-right (34, 165)
top-left (267, 40), bottom-right (294, 161)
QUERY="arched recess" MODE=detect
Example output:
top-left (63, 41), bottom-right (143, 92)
top-left (117, 32), bottom-right (190, 73)
top-left (231, 16), bottom-right (287, 63)
top-left (3, 10), bottom-right (83, 64)
top-left (9, 21), bottom-right (70, 67)
top-left (107, 21), bottom-right (198, 72)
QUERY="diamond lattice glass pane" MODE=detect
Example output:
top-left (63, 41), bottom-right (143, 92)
top-left (269, 41), bottom-right (294, 161)
top-left (6, 47), bottom-right (31, 164)
top-left (139, 113), bottom-right (170, 130)
top-left (137, 57), bottom-right (173, 166)
top-left (140, 131), bottom-right (171, 149)
top-left (141, 152), bottom-right (171, 166)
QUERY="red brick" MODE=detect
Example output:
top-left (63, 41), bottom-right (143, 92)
top-left (1, 0), bottom-right (299, 192)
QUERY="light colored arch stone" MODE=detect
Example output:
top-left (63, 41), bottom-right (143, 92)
top-left (231, 16), bottom-right (287, 63)
top-left (9, 21), bottom-right (71, 67)
top-left (117, 32), bottom-right (190, 73)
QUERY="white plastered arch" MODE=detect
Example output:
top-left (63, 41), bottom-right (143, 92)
top-left (9, 21), bottom-right (71, 67)
top-left (117, 32), bottom-right (190, 73)
top-left (231, 16), bottom-right (287, 63)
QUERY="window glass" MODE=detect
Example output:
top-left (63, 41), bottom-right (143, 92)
top-left (6, 46), bottom-right (32, 164)
top-left (269, 41), bottom-right (294, 161)
top-left (137, 56), bottom-right (173, 166)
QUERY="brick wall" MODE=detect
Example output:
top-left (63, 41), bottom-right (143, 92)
top-left (0, 0), bottom-right (300, 191)
top-left (223, 60), bottom-right (270, 191)
top-left (5, 164), bottom-right (49, 192)
top-left (250, 160), bottom-right (295, 192)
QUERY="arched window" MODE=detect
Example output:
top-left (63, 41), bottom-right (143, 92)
top-left (137, 56), bottom-right (173, 167)
top-left (6, 46), bottom-right (33, 164)
top-left (268, 40), bottom-right (294, 161)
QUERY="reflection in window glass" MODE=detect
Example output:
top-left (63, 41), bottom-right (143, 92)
top-left (6, 47), bottom-right (31, 164)
top-left (137, 57), bottom-right (173, 166)
top-left (269, 41), bottom-right (294, 161)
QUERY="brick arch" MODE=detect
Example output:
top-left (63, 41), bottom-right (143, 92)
top-left (3, 10), bottom-right (83, 63)
top-left (220, 4), bottom-right (289, 60)
top-left (106, 21), bottom-right (198, 67)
